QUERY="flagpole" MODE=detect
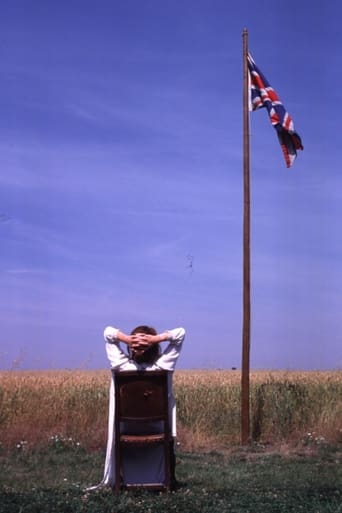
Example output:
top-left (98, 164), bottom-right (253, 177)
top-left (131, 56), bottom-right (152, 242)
top-left (241, 27), bottom-right (251, 445)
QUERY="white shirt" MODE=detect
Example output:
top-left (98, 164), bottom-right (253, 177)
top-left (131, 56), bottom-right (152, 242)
top-left (104, 326), bottom-right (185, 373)
top-left (100, 326), bottom-right (185, 487)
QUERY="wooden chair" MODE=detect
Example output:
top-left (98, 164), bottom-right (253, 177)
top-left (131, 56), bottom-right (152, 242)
top-left (114, 370), bottom-right (172, 492)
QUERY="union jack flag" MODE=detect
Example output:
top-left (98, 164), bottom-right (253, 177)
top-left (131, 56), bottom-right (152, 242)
top-left (248, 52), bottom-right (303, 168)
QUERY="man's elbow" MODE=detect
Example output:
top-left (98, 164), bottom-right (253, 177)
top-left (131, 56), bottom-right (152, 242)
top-left (104, 326), bottom-right (117, 342)
top-left (171, 327), bottom-right (186, 344)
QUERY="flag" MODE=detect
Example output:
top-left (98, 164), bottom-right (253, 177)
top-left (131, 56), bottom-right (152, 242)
top-left (247, 52), bottom-right (303, 168)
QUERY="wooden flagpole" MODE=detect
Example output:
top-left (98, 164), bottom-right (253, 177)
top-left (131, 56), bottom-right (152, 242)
top-left (241, 27), bottom-right (251, 445)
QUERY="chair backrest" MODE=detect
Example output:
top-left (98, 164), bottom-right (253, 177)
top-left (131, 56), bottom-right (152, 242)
top-left (114, 370), bottom-right (169, 423)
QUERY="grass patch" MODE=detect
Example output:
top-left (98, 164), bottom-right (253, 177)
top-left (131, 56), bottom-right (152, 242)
top-left (0, 444), bottom-right (341, 513)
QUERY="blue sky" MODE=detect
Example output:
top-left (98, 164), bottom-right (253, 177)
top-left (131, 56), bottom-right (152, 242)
top-left (1, 1), bottom-right (341, 371)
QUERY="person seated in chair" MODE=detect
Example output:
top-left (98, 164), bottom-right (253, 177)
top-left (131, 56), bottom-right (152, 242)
top-left (101, 324), bottom-right (185, 489)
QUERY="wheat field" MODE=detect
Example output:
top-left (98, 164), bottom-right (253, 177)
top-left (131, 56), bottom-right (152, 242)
top-left (0, 369), bottom-right (341, 451)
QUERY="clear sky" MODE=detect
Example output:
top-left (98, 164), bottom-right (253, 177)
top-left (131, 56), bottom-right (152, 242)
top-left (1, 1), bottom-right (341, 371)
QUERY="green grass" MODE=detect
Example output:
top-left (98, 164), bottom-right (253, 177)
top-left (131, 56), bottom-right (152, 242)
top-left (0, 444), bottom-right (341, 513)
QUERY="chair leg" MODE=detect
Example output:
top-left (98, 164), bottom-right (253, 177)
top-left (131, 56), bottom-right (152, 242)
top-left (114, 444), bottom-right (121, 493)
top-left (169, 440), bottom-right (176, 489)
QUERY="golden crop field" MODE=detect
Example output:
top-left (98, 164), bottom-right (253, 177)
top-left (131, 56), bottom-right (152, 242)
top-left (0, 369), bottom-right (341, 451)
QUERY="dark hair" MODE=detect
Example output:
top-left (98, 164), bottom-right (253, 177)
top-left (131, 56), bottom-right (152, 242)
top-left (130, 325), bottom-right (157, 336)
top-left (129, 325), bottom-right (161, 365)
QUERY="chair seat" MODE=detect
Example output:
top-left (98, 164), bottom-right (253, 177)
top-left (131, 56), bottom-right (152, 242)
top-left (120, 433), bottom-right (166, 444)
